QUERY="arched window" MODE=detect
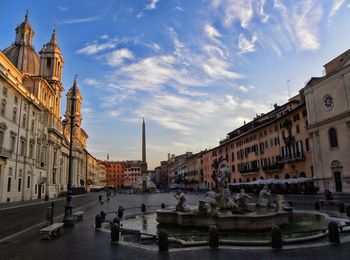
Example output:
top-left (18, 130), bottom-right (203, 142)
top-left (233, 178), bottom-right (236, 183)
top-left (247, 177), bottom-right (251, 183)
top-left (12, 107), bottom-right (17, 122)
top-left (329, 128), bottom-right (338, 148)
top-left (239, 178), bottom-right (242, 183)
top-left (285, 174), bottom-right (290, 179)
top-left (253, 177), bottom-right (257, 181)
top-left (299, 172), bottom-right (306, 178)
top-left (260, 176), bottom-right (264, 180)
top-left (1, 99), bottom-right (6, 116)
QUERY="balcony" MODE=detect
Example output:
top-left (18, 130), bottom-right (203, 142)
top-left (0, 147), bottom-right (12, 158)
top-left (279, 153), bottom-right (304, 163)
top-left (239, 168), bottom-right (260, 174)
top-left (262, 164), bottom-right (282, 173)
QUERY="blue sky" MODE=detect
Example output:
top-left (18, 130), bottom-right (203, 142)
top-left (1, 0), bottom-right (350, 169)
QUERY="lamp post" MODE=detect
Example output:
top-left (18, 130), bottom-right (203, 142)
top-left (63, 77), bottom-right (77, 227)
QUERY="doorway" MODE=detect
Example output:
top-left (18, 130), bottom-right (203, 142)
top-left (38, 184), bottom-right (42, 199)
top-left (334, 172), bottom-right (342, 192)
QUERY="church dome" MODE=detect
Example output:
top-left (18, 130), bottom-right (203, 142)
top-left (3, 44), bottom-right (40, 75)
top-left (2, 12), bottom-right (40, 75)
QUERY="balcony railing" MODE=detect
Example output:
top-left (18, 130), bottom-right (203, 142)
top-left (239, 168), bottom-right (260, 174)
top-left (0, 147), bottom-right (12, 158)
top-left (279, 153), bottom-right (304, 163)
top-left (262, 164), bottom-right (282, 173)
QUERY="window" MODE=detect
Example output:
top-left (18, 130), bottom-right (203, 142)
top-left (27, 175), bottom-right (31, 189)
top-left (20, 139), bottom-right (26, 156)
top-left (12, 107), bottom-right (17, 122)
top-left (7, 177), bottom-right (11, 192)
top-left (329, 128), bottom-right (338, 148)
top-left (29, 142), bottom-right (34, 158)
top-left (1, 99), bottom-right (6, 116)
top-left (296, 125), bottom-right (300, 134)
top-left (0, 131), bottom-right (4, 147)
top-left (10, 135), bottom-right (16, 152)
top-left (305, 138), bottom-right (310, 151)
top-left (31, 119), bottom-right (35, 132)
top-left (22, 114), bottom-right (26, 128)
top-left (18, 178), bottom-right (21, 192)
top-left (14, 96), bottom-right (18, 104)
top-left (3, 87), bottom-right (8, 97)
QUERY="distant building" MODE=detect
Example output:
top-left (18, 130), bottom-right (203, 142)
top-left (304, 49), bottom-right (350, 193)
top-left (105, 161), bottom-right (124, 188)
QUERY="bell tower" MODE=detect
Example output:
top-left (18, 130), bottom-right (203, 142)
top-left (39, 29), bottom-right (64, 82)
top-left (64, 77), bottom-right (83, 128)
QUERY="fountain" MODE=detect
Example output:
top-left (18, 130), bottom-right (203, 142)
top-left (157, 165), bottom-right (291, 231)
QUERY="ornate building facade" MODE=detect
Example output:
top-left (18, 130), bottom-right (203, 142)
top-left (0, 14), bottom-right (93, 202)
top-left (304, 49), bottom-right (350, 193)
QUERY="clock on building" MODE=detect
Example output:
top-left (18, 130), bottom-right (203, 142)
top-left (323, 94), bottom-right (334, 111)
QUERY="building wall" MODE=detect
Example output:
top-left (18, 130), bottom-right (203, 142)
top-left (105, 161), bottom-right (124, 188)
top-left (304, 55), bottom-right (350, 193)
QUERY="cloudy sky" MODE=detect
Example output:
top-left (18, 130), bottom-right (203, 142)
top-left (1, 0), bottom-right (350, 169)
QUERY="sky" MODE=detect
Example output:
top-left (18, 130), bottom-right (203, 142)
top-left (1, 0), bottom-right (350, 169)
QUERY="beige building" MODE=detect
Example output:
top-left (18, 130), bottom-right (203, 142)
top-left (304, 49), bottom-right (350, 193)
top-left (0, 14), bottom-right (92, 202)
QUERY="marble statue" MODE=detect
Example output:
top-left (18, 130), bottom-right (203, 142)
top-left (233, 189), bottom-right (252, 213)
top-left (174, 190), bottom-right (190, 212)
top-left (256, 185), bottom-right (271, 207)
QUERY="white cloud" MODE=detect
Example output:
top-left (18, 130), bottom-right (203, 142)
top-left (204, 24), bottom-right (221, 39)
top-left (274, 0), bottom-right (323, 51)
top-left (145, 0), bottom-right (159, 10)
top-left (77, 41), bottom-right (116, 55)
top-left (100, 34), bottom-right (109, 40)
top-left (108, 110), bottom-right (121, 117)
top-left (237, 33), bottom-right (258, 54)
top-left (329, 0), bottom-right (346, 17)
top-left (83, 78), bottom-right (99, 86)
top-left (146, 42), bottom-right (161, 52)
top-left (59, 16), bottom-right (100, 25)
top-left (58, 6), bottom-right (68, 11)
top-left (237, 85), bottom-right (255, 93)
top-left (220, 0), bottom-right (254, 28)
top-left (103, 48), bottom-right (134, 66)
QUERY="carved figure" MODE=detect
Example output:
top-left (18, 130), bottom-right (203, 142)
top-left (174, 190), bottom-right (190, 212)
top-left (256, 185), bottom-right (271, 207)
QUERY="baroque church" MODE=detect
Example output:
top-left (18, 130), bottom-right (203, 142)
top-left (0, 13), bottom-right (89, 202)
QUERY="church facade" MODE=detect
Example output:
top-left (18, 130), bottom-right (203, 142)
top-left (0, 13), bottom-right (90, 202)
top-left (304, 50), bottom-right (350, 193)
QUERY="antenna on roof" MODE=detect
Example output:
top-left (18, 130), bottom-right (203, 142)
top-left (287, 79), bottom-right (291, 99)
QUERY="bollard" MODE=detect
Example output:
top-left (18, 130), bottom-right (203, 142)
top-left (161, 203), bottom-right (166, 209)
top-left (346, 205), bottom-right (350, 217)
top-left (141, 204), bottom-right (146, 213)
top-left (50, 202), bottom-right (54, 225)
top-left (314, 201), bottom-right (320, 211)
top-left (100, 210), bottom-right (106, 221)
top-left (46, 206), bottom-right (52, 225)
top-left (111, 223), bottom-right (119, 243)
top-left (209, 225), bottom-right (219, 248)
top-left (328, 221), bottom-right (340, 243)
top-left (113, 217), bottom-right (120, 226)
top-left (99, 195), bottom-right (102, 201)
top-left (271, 225), bottom-right (282, 249)
top-left (95, 214), bottom-right (102, 229)
top-left (117, 206), bottom-right (124, 219)
top-left (338, 202), bottom-right (345, 213)
top-left (158, 229), bottom-right (169, 252)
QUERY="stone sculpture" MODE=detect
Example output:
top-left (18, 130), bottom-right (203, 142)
top-left (256, 185), bottom-right (271, 207)
top-left (174, 190), bottom-right (190, 212)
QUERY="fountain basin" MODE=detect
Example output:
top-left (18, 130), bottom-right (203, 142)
top-left (156, 209), bottom-right (291, 231)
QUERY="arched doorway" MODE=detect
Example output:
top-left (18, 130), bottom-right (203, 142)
top-left (331, 160), bottom-right (343, 192)
top-left (285, 174), bottom-right (290, 179)
top-left (299, 172), bottom-right (306, 178)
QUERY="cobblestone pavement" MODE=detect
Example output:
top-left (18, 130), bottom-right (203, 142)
top-left (0, 192), bottom-right (350, 259)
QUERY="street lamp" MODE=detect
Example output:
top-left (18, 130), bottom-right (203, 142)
top-left (63, 76), bottom-right (77, 227)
